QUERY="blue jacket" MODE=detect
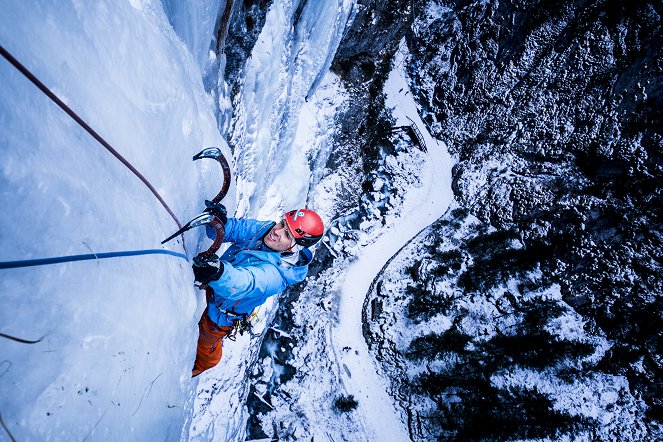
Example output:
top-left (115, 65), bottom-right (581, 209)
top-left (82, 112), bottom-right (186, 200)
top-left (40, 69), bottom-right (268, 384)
top-left (206, 217), bottom-right (312, 326)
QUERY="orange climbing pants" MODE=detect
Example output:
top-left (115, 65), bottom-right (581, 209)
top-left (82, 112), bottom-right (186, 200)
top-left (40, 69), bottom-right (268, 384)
top-left (192, 310), bottom-right (234, 377)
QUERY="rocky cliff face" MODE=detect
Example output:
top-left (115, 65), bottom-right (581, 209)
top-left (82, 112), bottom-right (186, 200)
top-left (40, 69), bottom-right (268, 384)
top-left (365, 208), bottom-right (652, 440)
top-left (239, 0), bottom-right (661, 439)
top-left (327, 0), bottom-right (412, 218)
top-left (217, 0), bottom-right (273, 95)
top-left (404, 0), bottom-right (661, 431)
top-left (331, 0), bottom-right (661, 439)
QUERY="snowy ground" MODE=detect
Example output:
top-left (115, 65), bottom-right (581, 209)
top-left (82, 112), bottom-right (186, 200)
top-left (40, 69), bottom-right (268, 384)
top-left (332, 41), bottom-right (454, 441)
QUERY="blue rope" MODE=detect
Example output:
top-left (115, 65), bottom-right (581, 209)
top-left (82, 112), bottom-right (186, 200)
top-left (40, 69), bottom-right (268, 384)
top-left (0, 249), bottom-right (188, 270)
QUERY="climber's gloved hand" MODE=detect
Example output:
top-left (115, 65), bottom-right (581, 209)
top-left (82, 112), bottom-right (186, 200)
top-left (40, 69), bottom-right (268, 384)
top-left (192, 262), bottom-right (224, 284)
top-left (204, 200), bottom-right (227, 225)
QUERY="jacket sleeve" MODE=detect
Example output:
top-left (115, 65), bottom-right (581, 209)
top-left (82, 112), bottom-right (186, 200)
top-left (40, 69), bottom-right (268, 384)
top-left (223, 218), bottom-right (272, 243)
top-left (208, 260), bottom-right (286, 303)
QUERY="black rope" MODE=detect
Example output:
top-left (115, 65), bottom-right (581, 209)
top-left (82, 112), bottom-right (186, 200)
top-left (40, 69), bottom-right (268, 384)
top-left (0, 333), bottom-right (43, 344)
top-left (0, 410), bottom-right (16, 442)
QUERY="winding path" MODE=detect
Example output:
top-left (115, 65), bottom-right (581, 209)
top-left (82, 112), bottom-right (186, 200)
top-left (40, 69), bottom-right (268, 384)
top-left (333, 42), bottom-right (455, 441)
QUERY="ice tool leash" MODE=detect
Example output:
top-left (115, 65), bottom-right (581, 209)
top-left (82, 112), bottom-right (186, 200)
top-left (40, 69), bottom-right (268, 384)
top-left (162, 148), bottom-right (232, 265)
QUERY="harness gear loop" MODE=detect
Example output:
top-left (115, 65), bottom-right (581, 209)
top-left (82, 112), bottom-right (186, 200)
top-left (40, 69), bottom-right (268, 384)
top-left (224, 307), bottom-right (261, 341)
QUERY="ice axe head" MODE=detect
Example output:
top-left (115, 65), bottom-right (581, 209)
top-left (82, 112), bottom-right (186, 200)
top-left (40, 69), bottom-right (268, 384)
top-left (192, 147), bottom-right (222, 161)
top-left (192, 147), bottom-right (232, 204)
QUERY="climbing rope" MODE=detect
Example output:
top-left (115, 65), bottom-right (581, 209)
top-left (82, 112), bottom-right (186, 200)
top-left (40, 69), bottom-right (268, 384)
top-left (0, 43), bottom-right (183, 230)
top-left (0, 249), bottom-right (188, 270)
top-left (0, 44), bottom-right (191, 269)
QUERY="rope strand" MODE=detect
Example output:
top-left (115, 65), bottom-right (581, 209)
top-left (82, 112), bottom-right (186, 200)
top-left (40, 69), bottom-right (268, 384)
top-left (0, 43), bottom-right (183, 230)
top-left (0, 249), bottom-right (188, 270)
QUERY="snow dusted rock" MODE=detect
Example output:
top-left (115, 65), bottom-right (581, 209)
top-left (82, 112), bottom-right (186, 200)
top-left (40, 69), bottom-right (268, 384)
top-left (402, 0), bottom-right (661, 438)
top-left (240, 0), bottom-right (660, 440)
top-left (365, 209), bottom-right (651, 440)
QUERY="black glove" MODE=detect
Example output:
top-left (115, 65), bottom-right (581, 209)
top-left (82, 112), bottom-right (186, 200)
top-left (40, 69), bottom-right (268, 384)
top-left (192, 262), bottom-right (224, 284)
top-left (204, 200), bottom-right (227, 224)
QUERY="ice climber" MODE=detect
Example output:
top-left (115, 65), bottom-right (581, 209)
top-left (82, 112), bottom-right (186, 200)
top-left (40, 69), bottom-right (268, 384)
top-left (191, 207), bottom-right (324, 377)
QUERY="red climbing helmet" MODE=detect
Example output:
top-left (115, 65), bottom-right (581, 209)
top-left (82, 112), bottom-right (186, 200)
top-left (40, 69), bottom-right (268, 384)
top-left (283, 209), bottom-right (324, 247)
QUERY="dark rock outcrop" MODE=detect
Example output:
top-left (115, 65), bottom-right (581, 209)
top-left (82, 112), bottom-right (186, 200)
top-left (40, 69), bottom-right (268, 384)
top-left (217, 0), bottom-right (274, 94)
top-left (328, 0), bottom-right (412, 214)
top-left (402, 0), bottom-right (662, 436)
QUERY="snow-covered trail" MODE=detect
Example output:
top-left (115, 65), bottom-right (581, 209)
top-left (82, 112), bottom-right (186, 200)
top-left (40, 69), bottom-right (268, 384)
top-left (333, 42), bottom-right (454, 441)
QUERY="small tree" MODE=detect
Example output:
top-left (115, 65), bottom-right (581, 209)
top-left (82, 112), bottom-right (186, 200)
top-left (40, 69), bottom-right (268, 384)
top-left (405, 328), bottom-right (472, 360)
top-left (334, 394), bottom-right (359, 413)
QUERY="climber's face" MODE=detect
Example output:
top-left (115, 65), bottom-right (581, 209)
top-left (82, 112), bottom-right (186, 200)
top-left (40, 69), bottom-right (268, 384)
top-left (263, 220), bottom-right (296, 252)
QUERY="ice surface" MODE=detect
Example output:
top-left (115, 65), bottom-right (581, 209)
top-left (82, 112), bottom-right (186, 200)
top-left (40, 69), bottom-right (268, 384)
top-left (0, 1), bottom-right (228, 440)
top-left (161, 0), bottom-right (224, 72)
top-left (228, 0), bottom-right (355, 219)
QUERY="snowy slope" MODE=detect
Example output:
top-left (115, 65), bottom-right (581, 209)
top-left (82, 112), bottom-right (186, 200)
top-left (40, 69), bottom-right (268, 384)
top-left (0, 1), bottom-right (228, 440)
top-left (244, 39), bottom-right (455, 441)
top-left (333, 40), bottom-right (454, 441)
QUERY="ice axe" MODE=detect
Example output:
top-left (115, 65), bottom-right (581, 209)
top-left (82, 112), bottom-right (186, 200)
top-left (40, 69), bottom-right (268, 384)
top-left (162, 148), bottom-right (232, 264)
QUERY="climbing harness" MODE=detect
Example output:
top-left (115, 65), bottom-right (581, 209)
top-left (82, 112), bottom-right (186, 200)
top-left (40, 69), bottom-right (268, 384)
top-left (200, 286), bottom-right (261, 340)
top-left (225, 308), bottom-right (261, 341)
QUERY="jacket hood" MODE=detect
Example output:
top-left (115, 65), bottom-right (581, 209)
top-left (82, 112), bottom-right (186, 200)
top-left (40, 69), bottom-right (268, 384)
top-left (240, 247), bottom-right (312, 285)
